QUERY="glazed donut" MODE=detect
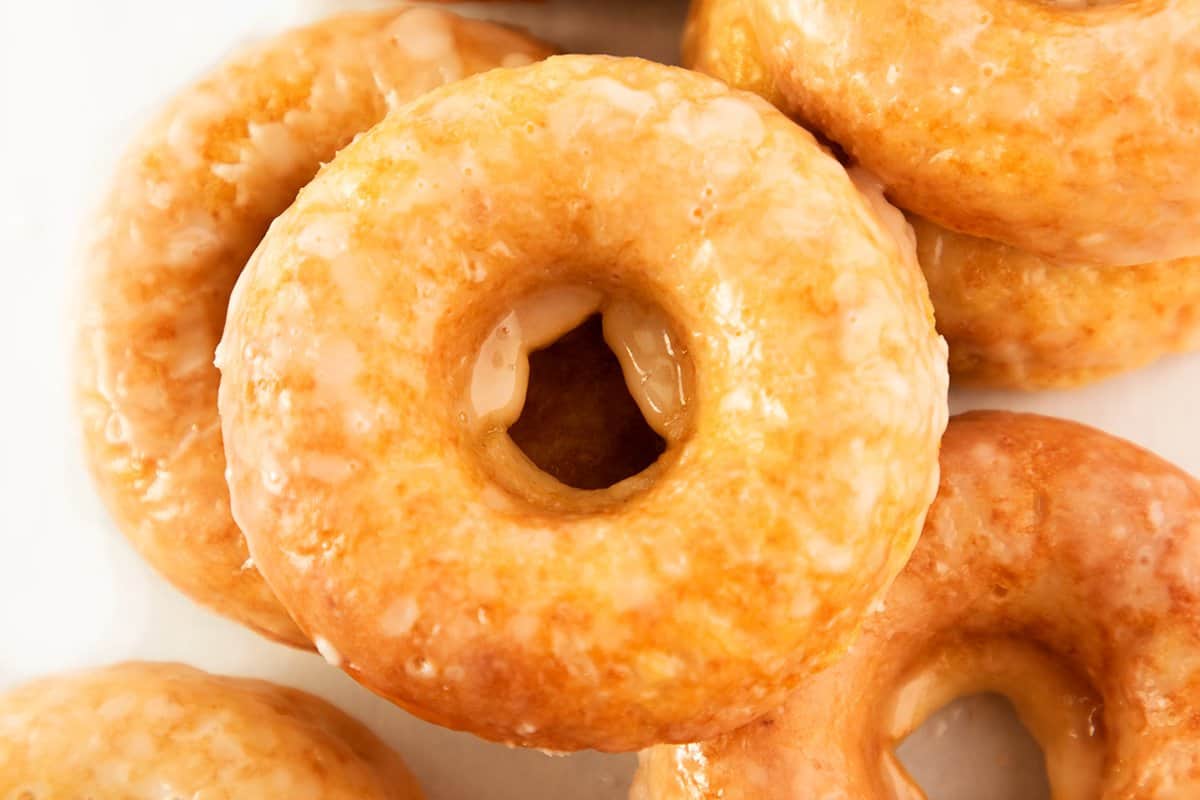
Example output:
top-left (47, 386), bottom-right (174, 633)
top-left (914, 216), bottom-right (1200, 388)
top-left (635, 411), bottom-right (1200, 799)
top-left (684, 0), bottom-right (1200, 266)
top-left (216, 55), bottom-right (948, 751)
top-left (685, 0), bottom-right (1200, 387)
top-left (0, 662), bottom-right (422, 798)
top-left (76, 9), bottom-right (552, 647)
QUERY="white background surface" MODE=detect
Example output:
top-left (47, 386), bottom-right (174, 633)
top-left (0, 1), bottom-right (1197, 798)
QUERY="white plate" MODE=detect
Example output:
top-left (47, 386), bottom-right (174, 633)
top-left (1, 2), bottom-right (1197, 798)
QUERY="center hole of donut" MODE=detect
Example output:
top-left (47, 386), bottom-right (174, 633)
top-left (466, 286), bottom-right (691, 494)
top-left (895, 694), bottom-right (1050, 800)
top-left (508, 314), bottom-right (665, 489)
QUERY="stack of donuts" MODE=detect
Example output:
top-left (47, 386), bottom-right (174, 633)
top-left (686, 0), bottom-right (1200, 389)
top-left (3, 2), bottom-right (1198, 797)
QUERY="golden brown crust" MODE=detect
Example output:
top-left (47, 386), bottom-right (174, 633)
top-left (681, 0), bottom-right (780, 106)
top-left (913, 217), bottom-right (1200, 388)
top-left (0, 662), bottom-right (423, 798)
top-left (76, 9), bottom-right (553, 647)
top-left (738, 0), bottom-right (1200, 266)
top-left (216, 55), bottom-right (948, 751)
top-left (637, 411), bottom-right (1200, 799)
top-left (683, 0), bottom-right (1200, 387)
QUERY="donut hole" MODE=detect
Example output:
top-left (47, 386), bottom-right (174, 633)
top-left (508, 314), bottom-right (666, 489)
top-left (895, 693), bottom-right (1051, 800)
top-left (462, 283), bottom-right (695, 505)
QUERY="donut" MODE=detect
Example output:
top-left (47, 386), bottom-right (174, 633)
top-left (215, 54), bottom-right (949, 751)
top-left (914, 217), bottom-right (1200, 388)
top-left (0, 662), bottom-right (422, 798)
top-left (851, 166), bottom-right (1200, 388)
top-left (684, 0), bottom-right (1200, 266)
top-left (635, 411), bottom-right (1200, 799)
top-left (76, 9), bottom-right (553, 647)
top-left (684, 0), bottom-right (1200, 387)
top-left (681, 0), bottom-right (783, 109)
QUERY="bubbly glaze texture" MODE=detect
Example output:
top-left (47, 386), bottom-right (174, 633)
top-left (914, 217), bottom-right (1200, 387)
top-left (0, 662), bottom-right (422, 799)
top-left (684, 0), bottom-right (1200, 387)
top-left (76, 9), bottom-right (553, 647)
top-left (686, 0), bottom-right (1200, 266)
top-left (636, 411), bottom-right (1200, 799)
top-left (216, 55), bottom-right (948, 751)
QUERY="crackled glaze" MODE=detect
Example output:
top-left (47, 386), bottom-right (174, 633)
top-left (685, 0), bottom-right (1200, 266)
top-left (76, 10), bottom-right (552, 647)
top-left (0, 662), bottom-right (422, 799)
top-left (636, 412), bottom-right (1200, 799)
top-left (685, 0), bottom-right (1200, 387)
top-left (216, 55), bottom-right (948, 752)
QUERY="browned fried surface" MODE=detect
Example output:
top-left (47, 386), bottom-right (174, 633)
top-left (0, 662), bottom-right (422, 798)
top-left (684, 0), bottom-right (1200, 387)
top-left (217, 55), bottom-right (947, 750)
top-left (638, 411), bottom-right (1200, 798)
top-left (76, 9), bottom-right (553, 646)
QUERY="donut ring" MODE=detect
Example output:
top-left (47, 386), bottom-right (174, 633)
top-left (76, 9), bottom-right (552, 647)
top-left (216, 55), bottom-right (949, 751)
top-left (635, 411), bottom-right (1200, 799)
top-left (0, 662), bottom-right (422, 797)
top-left (685, 0), bottom-right (1200, 266)
top-left (685, 0), bottom-right (1200, 387)
top-left (914, 216), bottom-right (1200, 388)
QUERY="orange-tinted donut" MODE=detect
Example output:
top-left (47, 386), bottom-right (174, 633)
top-left (76, 9), bottom-right (552, 647)
top-left (914, 217), bottom-right (1200, 388)
top-left (684, 0), bottom-right (1200, 387)
top-left (216, 55), bottom-right (949, 751)
top-left (636, 411), bottom-right (1200, 799)
top-left (685, 0), bottom-right (1200, 266)
top-left (0, 662), bottom-right (422, 798)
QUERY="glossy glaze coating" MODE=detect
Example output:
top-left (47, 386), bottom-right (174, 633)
top-left (77, 9), bottom-right (552, 647)
top-left (0, 662), bottom-right (422, 799)
top-left (636, 411), bottom-right (1200, 799)
top-left (685, 0), bottom-right (1200, 266)
top-left (684, 0), bottom-right (1200, 387)
top-left (217, 55), bottom-right (948, 751)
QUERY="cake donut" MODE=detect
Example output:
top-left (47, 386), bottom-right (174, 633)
top-left (0, 662), bottom-right (422, 798)
top-left (685, 0), bottom-right (1200, 266)
top-left (216, 55), bottom-right (949, 751)
top-left (635, 411), bottom-right (1200, 799)
top-left (76, 9), bottom-right (552, 647)
top-left (685, 0), bottom-right (1200, 387)
top-left (915, 218), bottom-right (1200, 388)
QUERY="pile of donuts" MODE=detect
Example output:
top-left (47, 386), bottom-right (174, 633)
top-left (4, 2), bottom-right (1198, 796)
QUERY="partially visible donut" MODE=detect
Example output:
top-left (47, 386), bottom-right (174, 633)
top-left (216, 54), bottom-right (948, 751)
top-left (636, 411), bottom-right (1200, 799)
top-left (684, 0), bottom-right (1200, 387)
top-left (685, 0), bottom-right (1200, 266)
top-left (76, 9), bottom-right (552, 647)
top-left (914, 217), bottom-right (1200, 388)
top-left (0, 662), bottom-right (422, 798)
top-left (681, 0), bottom-right (781, 107)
